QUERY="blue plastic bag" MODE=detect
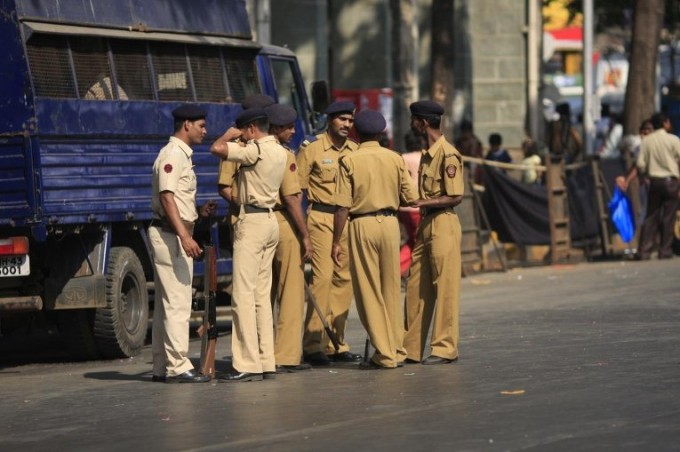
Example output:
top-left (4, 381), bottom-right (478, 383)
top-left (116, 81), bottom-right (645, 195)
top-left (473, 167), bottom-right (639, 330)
top-left (608, 187), bottom-right (635, 243)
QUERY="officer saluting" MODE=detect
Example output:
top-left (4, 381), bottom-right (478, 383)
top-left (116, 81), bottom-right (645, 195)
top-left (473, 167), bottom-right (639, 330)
top-left (332, 110), bottom-right (418, 369)
top-left (150, 104), bottom-right (216, 383)
top-left (210, 108), bottom-right (288, 381)
top-left (403, 100), bottom-right (464, 365)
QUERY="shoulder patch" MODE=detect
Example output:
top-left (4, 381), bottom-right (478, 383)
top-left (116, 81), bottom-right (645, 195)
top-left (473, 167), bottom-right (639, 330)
top-left (301, 135), bottom-right (318, 148)
top-left (289, 162), bottom-right (297, 172)
top-left (446, 164), bottom-right (457, 178)
top-left (164, 164), bottom-right (173, 174)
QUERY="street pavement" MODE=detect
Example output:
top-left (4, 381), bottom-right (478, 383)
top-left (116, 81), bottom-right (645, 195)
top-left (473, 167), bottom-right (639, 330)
top-left (1, 258), bottom-right (679, 451)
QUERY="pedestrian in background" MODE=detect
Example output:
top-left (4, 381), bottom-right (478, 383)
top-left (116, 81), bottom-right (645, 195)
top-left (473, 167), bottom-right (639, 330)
top-left (296, 101), bottom-right (362, 366)
top-left (485, 133), bottom-right (512, 164)
top-left (150, 105), bottom-right (216, 383)
top-left (619, 112), bottom-right (680, 260)
top-left (332, 109), bottom-right (418, 369)
top-left (403, 100), bottom-right (464, 365)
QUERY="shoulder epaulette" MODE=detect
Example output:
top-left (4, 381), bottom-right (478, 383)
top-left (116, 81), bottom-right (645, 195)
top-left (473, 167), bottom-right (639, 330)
top-left (301, 135), bottom-right (318, 148)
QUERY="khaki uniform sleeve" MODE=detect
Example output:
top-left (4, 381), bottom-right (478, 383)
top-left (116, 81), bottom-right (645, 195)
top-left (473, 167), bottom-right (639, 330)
top-left (157, 150), bottom-right (187, 193)
top-left (296, 143), bottom-right (312, 189)
top-left (398, 155), bottom-right (419, 204)
top-left (334, 157), bottom-right (354, 208)
top-left (280, 152), bottom-right (302, 197)
top-left (218, 160), bottom-right (239, 186)
top-left (226, 141), bottom-right (261, 165)
top-left (443, 152), bottom-right (465, 196)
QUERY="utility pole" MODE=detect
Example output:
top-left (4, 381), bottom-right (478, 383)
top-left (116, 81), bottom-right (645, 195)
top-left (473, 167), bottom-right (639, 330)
top-left (430, 0), bottom-right (456, 141)
top-left (390, 0), bottom-right (418, 151)
top-left (583, 0), bottom-right (595, 155)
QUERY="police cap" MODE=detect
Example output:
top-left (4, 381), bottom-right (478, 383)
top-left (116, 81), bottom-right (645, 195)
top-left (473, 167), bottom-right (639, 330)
top-left (172, 104), bottom-right (207, 121)
top-left (325, 100), bottom-right (356, 117)
top-left (235, 107), bottom-right (268, 129)
top-left (241, 94), bottom-right (276, 110)
top-left (409, 100), bottom-right (444, 117)
top-left (265, 104), bottom-right (298, 126)
top-left (354, 109), bottom-right (386, 136)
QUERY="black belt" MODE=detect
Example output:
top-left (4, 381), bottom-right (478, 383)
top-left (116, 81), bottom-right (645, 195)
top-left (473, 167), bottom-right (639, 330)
top-left (650, 176), bottom-right (678, 181)
top-left (423, 206), bottom-right (454, 217)
top-left (244, 204), bottom-right (271, 214)
top-left (350, 209), bottom-right (397, 220)
top-left (150, 217), bottom-right (195, 235)
top-left (311, 203), bottom-right (336, 214)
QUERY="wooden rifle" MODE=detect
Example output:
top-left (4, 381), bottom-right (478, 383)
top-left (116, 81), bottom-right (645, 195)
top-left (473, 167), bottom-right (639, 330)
top-left (197, 244), bottom-right (217, 378)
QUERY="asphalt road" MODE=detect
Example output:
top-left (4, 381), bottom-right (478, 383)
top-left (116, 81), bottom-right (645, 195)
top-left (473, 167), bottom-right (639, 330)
top-left (1, 258), bottom-right (679, 451)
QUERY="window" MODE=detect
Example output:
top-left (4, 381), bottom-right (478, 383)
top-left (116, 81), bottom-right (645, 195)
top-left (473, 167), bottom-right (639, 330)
top-left (110, 39), bottom-right (153, 100)
top-left (26, 34), bottom-right (77, 98)
top-left (25, 33), bottom-right (261, 104)
top-left (151, 42), bottom-right (193, 101)
top-left (223, 48), bottom-right (260, 103)
top-left (188, 45), bottom-right (228, 103)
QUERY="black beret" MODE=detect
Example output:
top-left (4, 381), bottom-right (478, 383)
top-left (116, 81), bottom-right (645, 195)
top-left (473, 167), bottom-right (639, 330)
top-left (354, 109), bottom-right (386, 135)
top-left (265, 104), bottom-right (298, 126)
top-left (235, 107), bottom-right (268, 128)
top-left (409, 100), bottom-right (444, 117)
top-left (241, 94), bottom-right (276, 110)
top-left (172, 104), bottom-right (207, 120)
top-left (325, 100), bottom-right (356, 117)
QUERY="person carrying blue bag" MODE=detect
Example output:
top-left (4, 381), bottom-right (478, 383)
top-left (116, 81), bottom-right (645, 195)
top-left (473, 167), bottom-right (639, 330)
top-left (609, 187), bottom-right (636, 244)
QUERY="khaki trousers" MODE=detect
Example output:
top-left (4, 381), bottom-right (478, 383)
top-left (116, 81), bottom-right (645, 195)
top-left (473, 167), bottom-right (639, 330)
top-left (303, 209), bottom-right (353, 355)
top-left (349, 216), bottom-right (404, 367)
top-left (403, 211), bottom-right (462, 361)
top-left (271, 211), bottom-right (305, 365)
top-left (149, 226), bottom-right (195, 377)
top-left (231, 212), bottom-right (279, 373)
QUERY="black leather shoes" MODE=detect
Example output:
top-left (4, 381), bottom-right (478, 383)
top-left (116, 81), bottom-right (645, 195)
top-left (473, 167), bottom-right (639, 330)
top-left (218, 371), bottom-right (263, 382)
top-left (330, 351), bottom-right (363, 363)
top-left (166, 369), bottom-right (211, 383)
top-left (359, 360), bottom-right (395, 370)
top-left (422, 355), bottom-right (458, 365)
top-left (403, 358), bottom-right (420, 364)
top-left (276, 363), bottom-right (312, 373)
top-left (263, 372), bottom-right (276, 380)
top-left (151, 375), bottom-right (167, 383)
top-left (303, 351), bottom-right (331, 366)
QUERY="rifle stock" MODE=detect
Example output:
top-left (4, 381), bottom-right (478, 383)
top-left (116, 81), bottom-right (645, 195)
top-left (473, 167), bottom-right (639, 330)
top-left (198, 245), bottom-right (217, 378)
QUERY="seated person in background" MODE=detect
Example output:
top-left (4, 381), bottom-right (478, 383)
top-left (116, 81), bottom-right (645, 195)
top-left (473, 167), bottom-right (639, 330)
top-left (521, 139), bottom-right (542, 184)
top-left (485, 133), bottom-right (512, 163)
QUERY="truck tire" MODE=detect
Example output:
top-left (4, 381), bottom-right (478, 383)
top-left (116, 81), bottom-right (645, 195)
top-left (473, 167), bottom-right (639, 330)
top-left (94, 247), bottom-right (149, 358)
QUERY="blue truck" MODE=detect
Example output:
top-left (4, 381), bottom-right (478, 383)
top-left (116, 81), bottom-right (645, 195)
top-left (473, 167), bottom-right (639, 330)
top-left (0, 0), bottom-right (324, 359)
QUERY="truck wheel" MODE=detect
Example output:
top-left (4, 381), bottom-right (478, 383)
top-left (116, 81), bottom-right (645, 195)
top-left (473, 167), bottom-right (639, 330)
top-left (94, 247), bottom-right (149, 358)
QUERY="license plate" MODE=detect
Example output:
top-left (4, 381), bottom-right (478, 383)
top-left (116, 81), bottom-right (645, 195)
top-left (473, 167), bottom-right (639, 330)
top-left (0, 255), bottom-right (30, 277)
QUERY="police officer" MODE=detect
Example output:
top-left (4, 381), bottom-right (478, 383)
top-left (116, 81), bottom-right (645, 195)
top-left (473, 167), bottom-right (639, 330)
top-left (150, 104), bottom-right (216, 383)
top-left (403, 100), bottom-right (464, 365)
top-left (332, 110), bottom-right (418, 369)
top-left (296, 101), bottom-right (362, 365)
top-left (264, 103), bottom-right (314, 372)
top-left (210, 108), bottom-right (287, 381)
top-left (218, 95), bottom-right (276, 227)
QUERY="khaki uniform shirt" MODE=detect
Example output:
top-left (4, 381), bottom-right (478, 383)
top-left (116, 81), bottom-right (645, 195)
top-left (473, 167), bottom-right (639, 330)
top-left (152, 136), bottom-right (198, 222)
top-left (419, 135), bottom-right (465, 199)
top-left (296, 133), bottom-right (358, 204)
top-left (335, 141), bottom-right (418, 212)
top-left (227, 135), bottom-right (287, 208)
top-left (637, 128), bottom-right (680, 179)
